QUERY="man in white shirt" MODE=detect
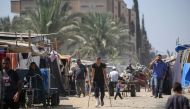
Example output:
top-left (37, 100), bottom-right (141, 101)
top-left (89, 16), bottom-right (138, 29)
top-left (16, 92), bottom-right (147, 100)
top-left (108, 67), bottom-right (119, 96)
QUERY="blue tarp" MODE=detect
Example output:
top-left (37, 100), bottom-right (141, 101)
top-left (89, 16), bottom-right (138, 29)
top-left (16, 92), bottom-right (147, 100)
top-left (40, 68), bottom-right (49, 92)
top-left (175, 44), bottom-right (190, 52)
top-left (181, 63), bottom-right (190, 88)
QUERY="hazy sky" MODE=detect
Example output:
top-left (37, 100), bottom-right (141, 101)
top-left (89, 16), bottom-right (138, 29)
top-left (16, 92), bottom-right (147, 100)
top-left (0, 0), bottom-right (190, 54)
top-left (124, 0), bottom-right (190, 54)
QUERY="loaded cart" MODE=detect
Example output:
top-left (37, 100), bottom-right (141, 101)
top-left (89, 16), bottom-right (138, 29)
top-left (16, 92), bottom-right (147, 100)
top-left (122, 81), bottom-right (137, 97)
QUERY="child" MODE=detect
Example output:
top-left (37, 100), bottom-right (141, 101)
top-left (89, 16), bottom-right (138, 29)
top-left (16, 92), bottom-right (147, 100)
top-left (85, 80), bottom-right (90, 95)
top-left (166, 82), bottom-right (189, 109)
top-left (114, 80), bottom-right (125, 100)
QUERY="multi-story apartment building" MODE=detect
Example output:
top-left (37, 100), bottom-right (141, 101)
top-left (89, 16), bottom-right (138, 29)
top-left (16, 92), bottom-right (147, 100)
top-left (11, 0), bottom-right (128, 20)
top-left (11, 0), bottom-right (136, 24)
top-left (11, 0), bottom-right (138, 62)
top-left (11, 0), bottom-right (36, 14)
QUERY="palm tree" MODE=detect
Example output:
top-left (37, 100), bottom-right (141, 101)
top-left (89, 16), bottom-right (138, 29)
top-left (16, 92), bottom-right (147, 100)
top-left (26, 0), bottom-right (79, 34)
top-left (22, 0), bottom-right (82, 53)
top-left (21, 0), bottom-right (82, 93)
top-left (11, 16), bottom-right (30, 33)
top-left (67, 13), bottom-right (129, 59)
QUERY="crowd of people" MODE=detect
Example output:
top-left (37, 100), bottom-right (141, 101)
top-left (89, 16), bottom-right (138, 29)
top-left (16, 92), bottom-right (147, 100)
top-left (70, 54), bottom-right (190, 108)
top-left (0, 54), bottom-right (190, 109)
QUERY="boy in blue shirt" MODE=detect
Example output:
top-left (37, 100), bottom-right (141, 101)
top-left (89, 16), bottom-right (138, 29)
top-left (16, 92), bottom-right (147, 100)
top-left (114, 80), bottom-right (124, 100)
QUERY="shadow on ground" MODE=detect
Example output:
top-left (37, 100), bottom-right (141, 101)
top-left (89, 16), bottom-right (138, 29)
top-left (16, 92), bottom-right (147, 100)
top-left (20, 105), bottom-right (80, 109)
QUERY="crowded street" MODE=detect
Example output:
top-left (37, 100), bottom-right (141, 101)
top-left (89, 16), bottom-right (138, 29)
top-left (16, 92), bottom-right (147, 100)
top-left (1, 0), bottom-right (190, 109)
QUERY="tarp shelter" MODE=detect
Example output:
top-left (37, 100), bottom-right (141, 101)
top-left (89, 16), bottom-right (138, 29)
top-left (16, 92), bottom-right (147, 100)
top-left (175, 44), bottom-right (190, 53)
top-left (173, 44), bottom-right (190, 86)
top-left (0, 40), bottom-right (48, 56)
top-left (181, 63), bottom-right (190, 88)
top-left (172, 53), bottom-right (183, 84)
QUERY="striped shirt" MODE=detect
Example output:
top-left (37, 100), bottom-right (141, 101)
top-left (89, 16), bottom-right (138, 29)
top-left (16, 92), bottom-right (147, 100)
top-left (166, 94), bottom-right (190, 109)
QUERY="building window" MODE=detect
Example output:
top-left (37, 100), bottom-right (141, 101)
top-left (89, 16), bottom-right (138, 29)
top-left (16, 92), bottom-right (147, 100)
top-left (80, 5), bottom-right (89, 8)
top-left (24, 7), bottom-right (32, 10)
top-left (96, 5), bottom-right (104, 8)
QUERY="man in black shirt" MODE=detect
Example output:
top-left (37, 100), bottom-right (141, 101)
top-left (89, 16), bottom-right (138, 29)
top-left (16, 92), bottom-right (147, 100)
top-left (73, 59), bottom-right (87, 97)
top-left (91, 57), bottom-right (107, 107)
top-left (2, 57), bottom-right (22, 109)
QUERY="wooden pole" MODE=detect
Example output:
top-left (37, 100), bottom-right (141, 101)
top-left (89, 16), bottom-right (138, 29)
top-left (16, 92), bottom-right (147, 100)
top-left (15, 32), bottom-right (17, 46)
top-left (28, 30), bottom-right (31, 47)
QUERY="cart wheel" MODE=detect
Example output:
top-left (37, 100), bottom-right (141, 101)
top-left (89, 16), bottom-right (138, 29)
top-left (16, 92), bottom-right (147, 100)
top-left (51, 93), bottom-right (60, 106)
top-left (130, 85), bottom-right (136, 97)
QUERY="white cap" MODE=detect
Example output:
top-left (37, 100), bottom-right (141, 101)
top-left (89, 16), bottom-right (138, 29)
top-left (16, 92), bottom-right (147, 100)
top-left (112, 66), bottom-right (116, 70)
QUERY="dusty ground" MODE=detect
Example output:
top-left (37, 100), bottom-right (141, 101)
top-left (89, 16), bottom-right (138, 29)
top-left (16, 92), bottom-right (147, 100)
top-left (57, 89), bottom-right (169, 109)
top-left (25, 89), bottom-right (190, 109)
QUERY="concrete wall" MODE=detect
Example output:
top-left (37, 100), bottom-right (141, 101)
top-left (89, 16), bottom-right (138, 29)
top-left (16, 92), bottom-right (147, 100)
top-left (11, 0), bottom-right (20, 14)
top-left (78, 0), bottom-right (108, 13)
top-left (20, 0), bottom-right (35, 12)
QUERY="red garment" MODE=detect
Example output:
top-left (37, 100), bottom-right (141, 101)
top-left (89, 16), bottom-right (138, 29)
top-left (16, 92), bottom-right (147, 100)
top-left (6, 53), bottom-right (18, 70)
top-left (0, 53), bottom-right (6, 68)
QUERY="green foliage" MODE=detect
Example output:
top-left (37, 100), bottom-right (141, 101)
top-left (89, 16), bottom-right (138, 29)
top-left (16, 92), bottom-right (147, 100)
top-left (66, 13), bottom-right (129, 59)
top-left (0, 0), bottom-right (140, 62)
top-left (0, 16), bottom-right (28, 32)
top-left (26, 0), bottom-right (78, 34)
top-left (0, 16), bottom-right (11, 32)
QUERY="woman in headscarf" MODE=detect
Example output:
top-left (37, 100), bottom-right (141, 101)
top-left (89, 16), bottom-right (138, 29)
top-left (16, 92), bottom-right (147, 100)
top-left (26, 62), bottom-right (46, 106)
top-left (27, 62), bottom-right (43, 89)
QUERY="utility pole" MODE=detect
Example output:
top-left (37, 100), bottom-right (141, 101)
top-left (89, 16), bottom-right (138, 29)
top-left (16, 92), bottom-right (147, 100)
top-left (28, 30), bottom-right (31, 47)
top-left (54, 38), bottom-right (57, 51)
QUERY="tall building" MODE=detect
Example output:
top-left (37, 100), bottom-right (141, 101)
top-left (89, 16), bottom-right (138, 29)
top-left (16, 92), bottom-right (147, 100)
top-left (11, 0), bottom-right (127, 19)
top-left (11, 0), bottom-right (142, 63)
top-left (11, 0), bottom-right (36, 14)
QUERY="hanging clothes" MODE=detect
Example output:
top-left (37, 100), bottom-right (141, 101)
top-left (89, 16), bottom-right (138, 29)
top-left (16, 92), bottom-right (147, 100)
top-left (172, 52), bottom-right (183, 85)
top-left (162, 62), bottom-right (172, 95)
top-left (6, 53), bottom-right (18, 71)
top-left (0, 53), bottom-right (6, 67)
top-left (49, 50), bottom-right (58, 62)
top-left (187, 49), bottom-right (190, 63)
top-left (40, 56), bottom-right (49, 68)
top-left (18, 52), bottom-right (32, 69)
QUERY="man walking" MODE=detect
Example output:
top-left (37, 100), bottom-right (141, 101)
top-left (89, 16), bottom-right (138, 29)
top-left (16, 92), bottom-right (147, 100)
top-left (1, 57), bottom-right (22, 109)
top-left (108, 66), bottom-right (119, 96)
top-left (73, 59), bottom-right (87, 97)
top-left (150, 54), bottom-right (167, 98)
top-left (91, 57), bottom-right (107, 107)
